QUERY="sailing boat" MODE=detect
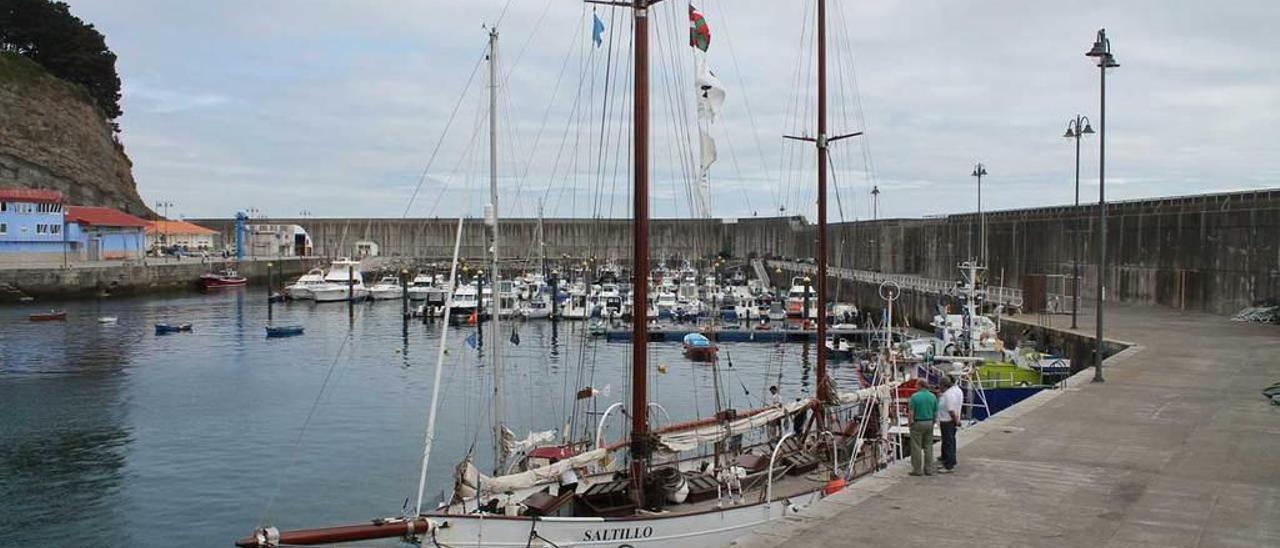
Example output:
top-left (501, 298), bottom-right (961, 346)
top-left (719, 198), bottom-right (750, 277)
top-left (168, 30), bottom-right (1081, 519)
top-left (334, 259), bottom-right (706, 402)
top-left (237, 4), bottom-right (899, 547)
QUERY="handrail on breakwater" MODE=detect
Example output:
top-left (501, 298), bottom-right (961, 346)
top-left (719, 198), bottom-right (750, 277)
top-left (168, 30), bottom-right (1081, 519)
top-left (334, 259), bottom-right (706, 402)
top-left (766, 260), bottom-right (1026, 309)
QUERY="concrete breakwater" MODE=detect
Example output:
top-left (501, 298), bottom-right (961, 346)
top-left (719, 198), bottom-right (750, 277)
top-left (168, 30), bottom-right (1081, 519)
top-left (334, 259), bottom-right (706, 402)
top-left (191, 188), bottom-right (1280, 316)
top-left (0, 257), bottom-right (312, 302)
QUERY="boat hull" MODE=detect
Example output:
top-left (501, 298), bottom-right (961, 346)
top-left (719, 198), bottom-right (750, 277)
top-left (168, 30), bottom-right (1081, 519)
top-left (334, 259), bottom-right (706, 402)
top-left (369, 287), bottom-right (404, 300)
top-left (423, 496), bottom-right (806, 548)
top-left (313, 286), bottom-right (369, 302)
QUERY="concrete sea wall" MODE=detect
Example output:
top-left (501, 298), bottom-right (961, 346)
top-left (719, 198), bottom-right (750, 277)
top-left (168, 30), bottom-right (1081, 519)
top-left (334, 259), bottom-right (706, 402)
top-left (0, 257), bottom-right (312, 302)
top-left (191, 188), bottom-right (1280, 316)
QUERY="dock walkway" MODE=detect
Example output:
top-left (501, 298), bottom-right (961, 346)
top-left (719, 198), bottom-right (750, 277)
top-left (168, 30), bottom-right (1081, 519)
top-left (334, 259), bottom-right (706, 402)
top-left (733, 303), bottom-right (1280, 548)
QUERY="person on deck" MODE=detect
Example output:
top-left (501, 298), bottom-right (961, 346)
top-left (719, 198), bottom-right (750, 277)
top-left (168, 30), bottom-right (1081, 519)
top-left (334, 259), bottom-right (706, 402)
top-left (907, 379), bottom-right (938, 477)
top-left (937, 375), bottom-right (963, 473)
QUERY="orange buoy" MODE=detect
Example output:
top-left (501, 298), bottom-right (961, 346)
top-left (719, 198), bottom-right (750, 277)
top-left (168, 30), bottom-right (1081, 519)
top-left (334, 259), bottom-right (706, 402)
top-left (823, 478), bottom-right (847, 495)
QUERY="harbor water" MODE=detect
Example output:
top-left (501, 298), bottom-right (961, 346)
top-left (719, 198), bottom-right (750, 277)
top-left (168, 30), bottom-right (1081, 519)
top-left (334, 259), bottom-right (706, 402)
top-left (0, 288), bottom-right (863, 547)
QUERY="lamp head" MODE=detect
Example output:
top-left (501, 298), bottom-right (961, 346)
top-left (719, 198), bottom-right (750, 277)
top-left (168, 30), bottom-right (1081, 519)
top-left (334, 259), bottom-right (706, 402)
top-left (1100, 53), bottom-right (1119, 69)
top-left (1063, 127), bottom-right (1076, 139)
top-left (1086, 29), bottom-right (1109, 57)
top-left (1082, 122), bottom-right (1095, 135)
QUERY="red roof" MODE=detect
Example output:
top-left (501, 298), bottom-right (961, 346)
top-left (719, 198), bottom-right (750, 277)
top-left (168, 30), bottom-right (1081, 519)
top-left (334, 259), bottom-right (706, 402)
top-left (65, 206), bottom-right (148, 228)
top-left (0, 188), bottom-right (64, 203)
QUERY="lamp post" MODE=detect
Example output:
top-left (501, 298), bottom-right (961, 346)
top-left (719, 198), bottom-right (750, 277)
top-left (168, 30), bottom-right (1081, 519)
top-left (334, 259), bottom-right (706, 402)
top-left (156, 200), bottom-right (173, 259)
top-left (971, 163), bottom-right (988, 265)
top-left (871, 186), bottom-right (881, 220)
top-left (1086, 28), bottom-right (1118, 383)
top-left (1063, 116), bottom-right (1094, 329)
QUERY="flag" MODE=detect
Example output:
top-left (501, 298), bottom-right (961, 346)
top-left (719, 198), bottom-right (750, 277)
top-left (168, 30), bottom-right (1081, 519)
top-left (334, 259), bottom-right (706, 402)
top-left (592, 13), bottom-right (606, 48)
top-left (465, 332), bottom-right (478, 349)
top-left (694, 56), bottom-right (725, 218)
top-left (689, 5), bottom-right (710, 52)
top-left (510, 329), bottom-right (521, 345)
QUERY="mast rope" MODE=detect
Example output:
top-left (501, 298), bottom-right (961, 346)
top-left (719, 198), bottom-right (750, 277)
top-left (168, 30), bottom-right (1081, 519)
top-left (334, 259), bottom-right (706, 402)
top-left (402, 47), bottom-right (487, 218)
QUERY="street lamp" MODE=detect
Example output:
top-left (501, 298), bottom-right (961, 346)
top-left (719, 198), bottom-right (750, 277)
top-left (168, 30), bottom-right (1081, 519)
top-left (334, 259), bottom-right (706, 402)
top-left (870, 186), bottom-right (881, 220)
top-left (1086, 28), bottom-right (1118, 383)
top-left (1064, 116), bottom-right (1094, 329)
top-left (156, 200), bottom-right (174, 257)
top-left (970, 163), bottom-right (988, 265)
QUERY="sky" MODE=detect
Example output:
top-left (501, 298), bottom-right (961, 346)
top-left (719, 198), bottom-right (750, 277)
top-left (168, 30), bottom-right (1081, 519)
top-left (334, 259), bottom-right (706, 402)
top-left (68, 0), bottom-right (1280, 221)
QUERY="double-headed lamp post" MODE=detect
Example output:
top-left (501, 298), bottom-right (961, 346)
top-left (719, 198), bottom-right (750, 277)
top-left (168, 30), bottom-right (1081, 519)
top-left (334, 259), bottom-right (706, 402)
top-left (1086, 28), bottom-right (1118, 383)
top-left (971, 163), bottom-right (988, 265)
top-left (156, 200), bottom-right (174, 256)
top-left (1064, 116), bottom-right (1094, 329)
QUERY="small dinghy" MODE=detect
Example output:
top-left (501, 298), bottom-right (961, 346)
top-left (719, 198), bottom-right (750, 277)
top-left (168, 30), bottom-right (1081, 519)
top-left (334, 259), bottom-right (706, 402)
top-left (682, 332), bottom-right (718, 362)
top-left (97, 316), bottom-right (118, 324)
top-left (29, 310), bottom-right (67, 322)
top-left (155, 323), bottom-right (193, 335)
top-left (265, 325), bottom-right (305, 338)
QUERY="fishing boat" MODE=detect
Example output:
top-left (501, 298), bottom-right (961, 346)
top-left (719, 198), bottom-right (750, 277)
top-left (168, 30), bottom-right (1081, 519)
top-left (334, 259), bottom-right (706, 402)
top-left (28, 310), bottom-right (67, 322)
top-left (155, 323), bottom-right (192, 334)
top-left (368, 276), bottom-right (405, 300)
top-left (265, 325), bottom-right (305, 338)
top-left (237, 6), bottom-right (897, 547)
top-left (682, 332), bottom-right (718, 361)
top-left (198, 268), bottom-right (247, 289)
top-left (283, 268), bottom-right (326, 300)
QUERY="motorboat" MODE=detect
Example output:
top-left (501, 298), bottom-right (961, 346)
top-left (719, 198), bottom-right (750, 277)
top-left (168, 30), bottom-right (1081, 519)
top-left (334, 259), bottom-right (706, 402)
top-left (311, 259), bottom-right (369, 302)
top-left (199, 268), bottom-right (248, 289)
top-left (266, 325), bottom-right (305, 338)
top-left (682, 332), bottom-right (718, 361)
top-left (29, 310), bottom-right (67, 322)
top-left (155, 323), bottom-right (192, 334)
top-left (407, 273), bottom-right (438, 301)
top-left (368, 276), bottom-right (404, 300)
top-left (450, 283), bottom-right (479, 318)
top-left (284, 268), bottom-right (327, 300)
top-left (785, 276), bottom-right (814, 317)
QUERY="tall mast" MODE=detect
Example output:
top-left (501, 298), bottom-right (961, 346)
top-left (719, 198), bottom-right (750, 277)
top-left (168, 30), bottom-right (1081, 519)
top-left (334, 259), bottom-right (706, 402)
top-left (629, 0), bottom-right (653, 507)
top-left (814, 0), bottom-right (831, 404)
top-left (486, 26), bottom-right (506, 476)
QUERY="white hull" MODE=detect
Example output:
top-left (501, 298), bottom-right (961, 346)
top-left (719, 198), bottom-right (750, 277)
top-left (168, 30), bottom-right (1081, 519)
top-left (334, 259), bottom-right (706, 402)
top-left (424, 495), bottom-right (811, 547)
top-left (313, 286), bottom-right (369, 302)
top-left (370, 287), bottom-right (404, 300)
top-left (407, 287), bottom-right (432, 301)
top-left (286, 286), bottom-right (315, 300)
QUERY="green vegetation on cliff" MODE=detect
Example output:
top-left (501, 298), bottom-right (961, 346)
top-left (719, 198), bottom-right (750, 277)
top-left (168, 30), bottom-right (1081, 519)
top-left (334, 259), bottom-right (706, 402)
top-left (0, 0), bottom-right (122, 121)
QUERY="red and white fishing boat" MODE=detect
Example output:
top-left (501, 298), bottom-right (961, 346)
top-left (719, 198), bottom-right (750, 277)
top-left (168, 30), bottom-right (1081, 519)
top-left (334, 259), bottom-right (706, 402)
top-left (28, 310), bottom-right (67, 322)
top-left (237, 4), bottom-right (900, 547)
top-left (198, 268), bottom-right (247, 289)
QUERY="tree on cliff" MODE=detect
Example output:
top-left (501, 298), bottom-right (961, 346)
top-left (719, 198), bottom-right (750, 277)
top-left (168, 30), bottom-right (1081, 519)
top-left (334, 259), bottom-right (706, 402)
top-left (0, 0), bottom-right (122, 121)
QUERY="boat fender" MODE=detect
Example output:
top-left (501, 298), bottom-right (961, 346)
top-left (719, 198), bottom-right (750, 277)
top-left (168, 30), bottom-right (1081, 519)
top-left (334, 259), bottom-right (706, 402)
top-left (251, 527), bottom-right (279, 547)
top-left (822, 478), bottom-right (847, 495)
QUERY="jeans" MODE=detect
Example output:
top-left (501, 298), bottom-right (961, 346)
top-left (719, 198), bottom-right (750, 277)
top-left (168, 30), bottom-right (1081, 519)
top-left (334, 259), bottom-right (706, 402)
top-left (940, 421), bottom-right (957, 470)
top-left (909, 421), bottom-right (935, 475)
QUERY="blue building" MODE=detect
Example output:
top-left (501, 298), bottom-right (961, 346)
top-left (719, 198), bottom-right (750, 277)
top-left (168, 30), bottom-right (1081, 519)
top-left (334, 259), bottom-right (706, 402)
top-left (64, 206), bottom-right (147, 261)
top-left (0, 188), bottom-right (70, 262)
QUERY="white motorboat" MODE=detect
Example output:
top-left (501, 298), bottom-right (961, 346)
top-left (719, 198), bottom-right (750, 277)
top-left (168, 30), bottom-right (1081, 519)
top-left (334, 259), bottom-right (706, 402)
top-left (311, 259), bottom-right (369, 302)
top-left (785, 276), bottom-right (815, 318)
top-left (406, 273), bottom-right (437, 301)
top-left (283, 268), bottom-right (326, 300)
top-left (450, 283), bottom-right (479, 317)
top-left (367, 276), bottom-right (404, 300)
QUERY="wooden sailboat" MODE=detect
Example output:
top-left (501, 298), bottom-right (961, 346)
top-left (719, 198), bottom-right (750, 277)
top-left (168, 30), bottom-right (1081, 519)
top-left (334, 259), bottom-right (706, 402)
top-left (237, 3), bottom-right (898, 547)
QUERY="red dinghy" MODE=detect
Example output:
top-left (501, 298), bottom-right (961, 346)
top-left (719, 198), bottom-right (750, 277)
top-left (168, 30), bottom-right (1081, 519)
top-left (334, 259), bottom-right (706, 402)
top-left (29, 310), bottom-right (67, 322)
top-left (199, 269), bottom-right (248, 289)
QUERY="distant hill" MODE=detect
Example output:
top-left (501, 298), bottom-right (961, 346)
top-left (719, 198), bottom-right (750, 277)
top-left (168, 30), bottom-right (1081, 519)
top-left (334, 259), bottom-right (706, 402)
top-left (0, 52), bottom-right (151, 216)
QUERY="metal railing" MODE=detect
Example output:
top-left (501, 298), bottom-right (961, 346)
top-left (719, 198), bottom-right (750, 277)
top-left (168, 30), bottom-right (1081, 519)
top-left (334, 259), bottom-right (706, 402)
top-left (767, 260), bottom-right (1025, 309)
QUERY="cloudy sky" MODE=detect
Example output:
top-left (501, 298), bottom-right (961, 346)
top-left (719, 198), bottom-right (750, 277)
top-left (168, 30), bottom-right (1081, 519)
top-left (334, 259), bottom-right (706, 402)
top-left (70, 0), bottom-right (1279, 220)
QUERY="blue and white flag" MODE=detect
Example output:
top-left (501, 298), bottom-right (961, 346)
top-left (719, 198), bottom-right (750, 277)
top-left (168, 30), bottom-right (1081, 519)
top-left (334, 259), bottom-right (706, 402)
top-left (465, 332), bottom-right (478, 349)
top-left (592, 13), bottom-right (606, 47)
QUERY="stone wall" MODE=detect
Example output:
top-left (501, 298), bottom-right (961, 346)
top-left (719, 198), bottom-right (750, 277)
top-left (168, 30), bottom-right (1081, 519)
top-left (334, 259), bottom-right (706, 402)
top-left (0, 258), bottom-right (312, 302)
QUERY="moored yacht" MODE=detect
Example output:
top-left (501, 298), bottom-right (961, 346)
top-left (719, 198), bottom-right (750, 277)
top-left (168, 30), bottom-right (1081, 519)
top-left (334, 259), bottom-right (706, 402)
top-left (283, 268), bottom-right (326, 300)
top-left (311, 259), bottom-right (369, 302)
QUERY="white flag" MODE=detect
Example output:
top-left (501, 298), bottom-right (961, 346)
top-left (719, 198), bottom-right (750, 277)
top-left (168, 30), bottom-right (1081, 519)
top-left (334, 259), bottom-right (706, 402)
top-left (695, 54), bottom-right (725, 219)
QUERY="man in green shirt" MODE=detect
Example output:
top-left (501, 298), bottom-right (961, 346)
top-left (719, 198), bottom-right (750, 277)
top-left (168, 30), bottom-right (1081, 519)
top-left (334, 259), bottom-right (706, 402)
top-left (907, 379), bottom-right (938, 476)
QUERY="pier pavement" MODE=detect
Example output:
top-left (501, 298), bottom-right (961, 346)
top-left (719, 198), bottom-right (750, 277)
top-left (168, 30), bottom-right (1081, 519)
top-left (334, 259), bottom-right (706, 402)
top-left (733, 303), bottom-right (1280, 548)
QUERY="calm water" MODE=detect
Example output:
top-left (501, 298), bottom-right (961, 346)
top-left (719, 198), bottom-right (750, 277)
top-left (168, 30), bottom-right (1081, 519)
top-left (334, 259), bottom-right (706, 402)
top-left (0, 289), bottom-right (862, 547)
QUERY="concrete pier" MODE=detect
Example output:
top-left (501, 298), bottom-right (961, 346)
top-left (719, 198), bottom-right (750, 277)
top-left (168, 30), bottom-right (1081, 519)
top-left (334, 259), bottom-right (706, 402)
top-left (731, 303), bottom-right (1280, 548)
top-left (0, 256), bottom-right (312, 301)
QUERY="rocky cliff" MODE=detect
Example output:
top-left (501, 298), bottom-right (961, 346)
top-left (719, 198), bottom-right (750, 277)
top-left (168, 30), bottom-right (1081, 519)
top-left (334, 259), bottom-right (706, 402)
top-left (0, 52), bottom-right (152, 217)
